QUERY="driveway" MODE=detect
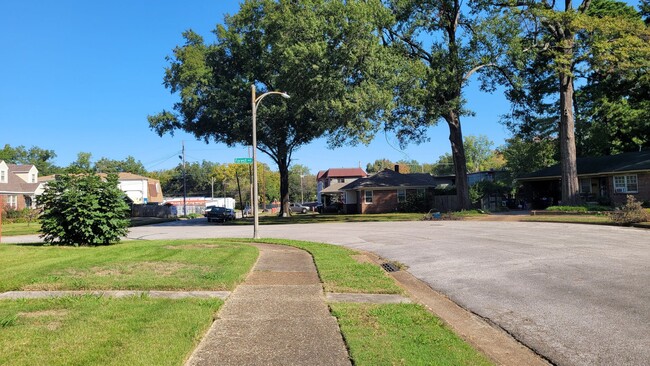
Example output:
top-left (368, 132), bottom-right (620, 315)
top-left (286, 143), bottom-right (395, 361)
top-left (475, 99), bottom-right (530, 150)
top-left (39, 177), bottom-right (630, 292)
top-left (6, 219), bottom-right (649, 365)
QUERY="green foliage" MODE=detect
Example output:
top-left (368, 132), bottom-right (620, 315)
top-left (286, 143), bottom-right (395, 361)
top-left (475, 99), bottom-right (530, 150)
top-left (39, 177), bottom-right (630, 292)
top-left (148, 0), bottom-right (394, 215)
top-left (397, 193), bottom-right (429, 213)
top-left (501, 136), bottom-right (558, 183)
top-left (37, 174), bottom-right (130, 246)
top-left (469, 180), bottom-right (511, 206)
top-left (95, 156), bottom-right (147, 175)
top-left (0, 144), bottom-right (60, 175)
top-left (545, 205), bottom-right (613, 212)
top-left (545, 206), bottom-right (589, 212)
top-left (610, 195), bottom-right (650, 225)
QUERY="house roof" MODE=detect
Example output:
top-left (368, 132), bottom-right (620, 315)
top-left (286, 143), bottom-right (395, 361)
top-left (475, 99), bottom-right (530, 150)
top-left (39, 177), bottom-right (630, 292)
top-left (320, 182), bottom-right (348, 194)
top-left (519, 150), bottom-right (650, 180)
top-left (317, 167), bottom-right (367, 181)
top-left (6, 164), bottom-right (35, 173)
top-left (0, 162), bottom-right (40, 194)
top-left (341, 169), bottom-right (436, 190)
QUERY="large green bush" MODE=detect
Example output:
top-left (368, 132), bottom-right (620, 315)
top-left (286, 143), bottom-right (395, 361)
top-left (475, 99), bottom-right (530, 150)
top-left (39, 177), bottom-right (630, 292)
top-left (38, 174), bottom-right (130, 246)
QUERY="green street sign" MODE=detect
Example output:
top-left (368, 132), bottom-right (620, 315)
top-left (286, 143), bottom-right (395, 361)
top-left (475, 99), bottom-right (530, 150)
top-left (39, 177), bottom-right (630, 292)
top-left (234, 157), bottom-right (253, 164)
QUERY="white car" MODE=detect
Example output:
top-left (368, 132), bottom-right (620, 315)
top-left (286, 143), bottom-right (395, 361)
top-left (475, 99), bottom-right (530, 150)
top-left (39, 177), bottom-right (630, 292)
top-left (289, 203), bottom-right (308, 214)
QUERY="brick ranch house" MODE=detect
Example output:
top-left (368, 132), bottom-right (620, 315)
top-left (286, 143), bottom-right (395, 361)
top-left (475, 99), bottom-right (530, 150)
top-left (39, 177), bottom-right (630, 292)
top-left (518, 150), bottom-right (650, 208)
top-left (339, 168), bottom-right (442, 214)
top-left (0, 160), bottom-right (43, 210)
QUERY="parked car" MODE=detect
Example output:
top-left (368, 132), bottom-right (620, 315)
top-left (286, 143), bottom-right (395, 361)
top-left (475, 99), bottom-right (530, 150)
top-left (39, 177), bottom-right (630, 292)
top-left (301, 201), bottom-right (321, 212)
top-left (289, 202), bottom-right (308, 214)
top-left (206, 206), bottom-right (235, 222)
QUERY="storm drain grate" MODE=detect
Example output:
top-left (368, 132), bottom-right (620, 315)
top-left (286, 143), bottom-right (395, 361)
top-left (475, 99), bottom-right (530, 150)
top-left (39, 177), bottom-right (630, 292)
top-left (380, 262), bottom-right (399, 273)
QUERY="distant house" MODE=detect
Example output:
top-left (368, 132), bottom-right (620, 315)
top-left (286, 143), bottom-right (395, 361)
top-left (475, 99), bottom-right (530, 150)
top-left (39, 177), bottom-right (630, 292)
top-left (39, 172), bottom-right (164, 205)
top-left (518, 150), bottom-right (650, 208)
top-left (316, 167), bottom-right (368, 205)
top-left (340, 168), bottom-right (443, 214)
top-left (0, 160), bottom-right (43, 210)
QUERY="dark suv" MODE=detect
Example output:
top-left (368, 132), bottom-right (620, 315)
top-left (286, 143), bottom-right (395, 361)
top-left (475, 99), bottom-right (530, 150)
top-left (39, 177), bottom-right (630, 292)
top-left (206, 207), bottom-right (235, 223)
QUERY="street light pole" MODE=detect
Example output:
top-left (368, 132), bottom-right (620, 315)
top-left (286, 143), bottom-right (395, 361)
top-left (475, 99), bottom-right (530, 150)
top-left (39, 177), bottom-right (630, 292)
top-left (251, 84), bottom-right (289, 239)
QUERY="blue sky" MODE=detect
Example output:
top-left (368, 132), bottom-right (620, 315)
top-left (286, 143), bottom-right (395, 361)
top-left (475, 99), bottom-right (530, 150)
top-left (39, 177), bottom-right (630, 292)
top-left (1, 1), bottom-right (640, 175)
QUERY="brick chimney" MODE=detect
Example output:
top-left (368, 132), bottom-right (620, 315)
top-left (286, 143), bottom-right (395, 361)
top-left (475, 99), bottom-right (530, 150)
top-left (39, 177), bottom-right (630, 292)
top-left (394, 164), bottom-right (400, 173)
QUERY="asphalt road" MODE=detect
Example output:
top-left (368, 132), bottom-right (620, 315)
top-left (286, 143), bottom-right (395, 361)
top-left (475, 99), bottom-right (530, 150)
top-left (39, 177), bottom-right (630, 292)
top-left (5, 219), bottom-right (649, 365)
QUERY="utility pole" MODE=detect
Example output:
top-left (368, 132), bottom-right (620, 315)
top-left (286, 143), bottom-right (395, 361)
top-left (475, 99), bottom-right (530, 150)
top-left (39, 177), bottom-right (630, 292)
top-left (211, 177), bottom-right (214, 199)
top-left (181, 141), bottom-right (187, 216)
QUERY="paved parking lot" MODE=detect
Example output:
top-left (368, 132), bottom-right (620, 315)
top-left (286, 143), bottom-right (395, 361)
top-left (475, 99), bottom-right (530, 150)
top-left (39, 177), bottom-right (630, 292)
top-left (6, 219), bottom-right (650, 365)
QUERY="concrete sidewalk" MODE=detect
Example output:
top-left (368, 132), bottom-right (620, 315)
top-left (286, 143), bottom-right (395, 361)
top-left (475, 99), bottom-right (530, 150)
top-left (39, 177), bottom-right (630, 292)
top-left (185, 243), bottom-right (351, 366)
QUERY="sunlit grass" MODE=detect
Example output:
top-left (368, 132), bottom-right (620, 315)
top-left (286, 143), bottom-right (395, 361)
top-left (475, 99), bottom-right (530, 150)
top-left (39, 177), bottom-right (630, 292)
top-left (0, 296), bottom-right (221, 366)
top-left (0, 239), bottom-right (257, 292)
top-left (331, 303), bottom-right (494, 366)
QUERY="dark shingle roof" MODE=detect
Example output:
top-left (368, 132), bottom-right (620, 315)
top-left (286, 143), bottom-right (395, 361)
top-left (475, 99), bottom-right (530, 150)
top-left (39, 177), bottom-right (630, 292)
top-left (519, 150), bottom-right (650, 180)
top-left (341, 169), bottom-right (436, 190)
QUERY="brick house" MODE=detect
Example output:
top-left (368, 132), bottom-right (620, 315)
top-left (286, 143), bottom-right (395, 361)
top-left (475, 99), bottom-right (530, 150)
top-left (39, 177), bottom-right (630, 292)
top-left (340, 168), bottom-right (439, 214)
top-left (0, 160), bottom-right (43, 210)
top-left (316, 167), bottom-right (367, 206)
top-left (518, 150), bottom-right (650, 208)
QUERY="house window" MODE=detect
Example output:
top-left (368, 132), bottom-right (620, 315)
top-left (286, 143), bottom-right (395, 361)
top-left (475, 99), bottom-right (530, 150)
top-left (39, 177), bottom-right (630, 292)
top-left (6, 195), bottom-right (17, 208)
top-left (397, 189), bottom-right (406, 203)
top-left (417, 188), bottom-right (426, 197)
top-left (364, 190), bottom-right (373, 204)
top-left (579, 179), bottom-right (592, 194)
top-left (0, 170), bottom-right (5, 183)
top-left (338, 178), bottom-right (345, 183)
top-left (613, 175), bottom-right (638, 193)
top-left (31, 174), bottom-right (36, 183)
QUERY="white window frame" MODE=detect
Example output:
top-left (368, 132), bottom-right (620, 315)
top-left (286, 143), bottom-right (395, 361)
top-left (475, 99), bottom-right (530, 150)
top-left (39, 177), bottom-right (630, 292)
top-left (364, 190), bottom-right (373, 204)
top-left (613, 175), bottom-right (638, 193)
top-left (7, 195), bottom-right (18, 208)
top-left (0, 170), bottom-right (6, 183)
top-left (417, 188), bottom-right (426, 196)
top-left (397, 189), bottom-right (406, 203)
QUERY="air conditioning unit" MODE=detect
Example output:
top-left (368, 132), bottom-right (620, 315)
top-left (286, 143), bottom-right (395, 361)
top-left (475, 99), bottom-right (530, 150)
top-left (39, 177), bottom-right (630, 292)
top-left (615, 187), bottom-right (626, 193)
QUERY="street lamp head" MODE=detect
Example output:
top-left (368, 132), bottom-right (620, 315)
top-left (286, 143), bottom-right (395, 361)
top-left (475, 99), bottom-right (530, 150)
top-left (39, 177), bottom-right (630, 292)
top-left (280, 92), bottom-right (290, 99)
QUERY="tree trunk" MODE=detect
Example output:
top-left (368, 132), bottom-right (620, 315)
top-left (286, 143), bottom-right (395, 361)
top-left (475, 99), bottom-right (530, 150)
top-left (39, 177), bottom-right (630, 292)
top-left (278, 158), bottom-right (291, 217)
top-left (444, 111), bottom-right (471, 210)
top-left (558, 71), bottom-right (580, 205)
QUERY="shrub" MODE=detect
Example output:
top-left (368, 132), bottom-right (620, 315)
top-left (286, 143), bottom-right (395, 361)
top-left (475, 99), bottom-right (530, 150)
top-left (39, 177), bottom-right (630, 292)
top-left (545, 205), bottom-right (588, 212)
top-left (37, 174), bottom-right (130, 246)
top-left (1, 207), bottom-right (40, 223)
top-left (610, 195), bottom-right (650, 225)
top-left (397, 193), bottom-right (429, 213)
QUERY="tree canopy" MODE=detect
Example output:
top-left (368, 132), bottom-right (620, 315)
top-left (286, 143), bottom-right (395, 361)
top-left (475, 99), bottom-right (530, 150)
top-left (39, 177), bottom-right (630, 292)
top-left (148, 0), bottom-right (393, 215)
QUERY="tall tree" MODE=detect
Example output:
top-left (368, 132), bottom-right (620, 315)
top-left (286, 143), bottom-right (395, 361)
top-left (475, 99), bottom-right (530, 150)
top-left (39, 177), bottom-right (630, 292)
top-left (376, 0), bottom-right (519, 210)
top-left (95, 156), bottom-right (147, 176)
top-left (148, 0), bottom-right (392, 215)
top-left (0, 144), bottom-right (60, 175)
top-left (489, 0), bottom-right (650, 204)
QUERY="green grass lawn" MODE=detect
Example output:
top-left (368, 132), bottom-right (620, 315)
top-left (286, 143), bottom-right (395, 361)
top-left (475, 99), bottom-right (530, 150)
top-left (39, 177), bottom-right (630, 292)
top-left (331, 303), bottom-right (493, 366)
top-left (0, 296), bottom-right (221, 366)
top-left (0, 238), bottom-right (493, 365)
top-left (0, 239), bottom-right (257, 292)
top-left (522, 214), bottom-right (613, 225)
top-left (230, 212), bottom-right (425, 225)
top-left (1, 222), bottom-right (41, 236)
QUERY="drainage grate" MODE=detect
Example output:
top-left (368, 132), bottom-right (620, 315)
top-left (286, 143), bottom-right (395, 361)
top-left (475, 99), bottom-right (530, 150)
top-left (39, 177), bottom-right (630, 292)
top-left (380, 262), bottom-right (399, 273)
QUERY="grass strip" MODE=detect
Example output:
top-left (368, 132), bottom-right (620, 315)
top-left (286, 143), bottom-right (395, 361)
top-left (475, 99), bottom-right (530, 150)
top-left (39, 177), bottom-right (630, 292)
top-left (1, 222), bottom-right (41, 236)
top-left (0, 239), bottom-right (257, 292)
top-left (330, 303), bottom-right (494, 366)
top-left (229, 212), bottom-right (425, 225)
top-left (0, 296), bottom-right (221, 366)
top-left (240, 238), bottom-right (403, 294)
